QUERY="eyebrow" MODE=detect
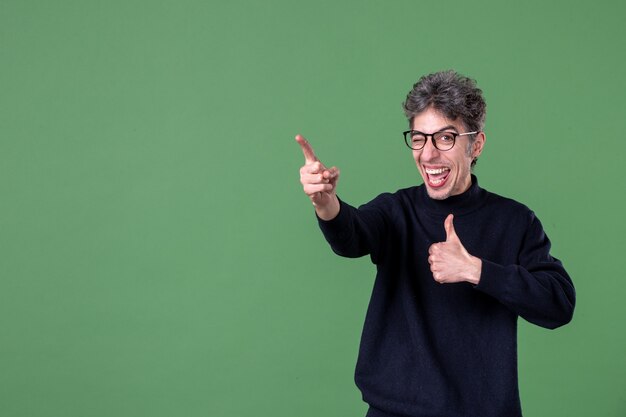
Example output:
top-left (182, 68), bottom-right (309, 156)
top-left (412, 125), bottom-right (459, 133)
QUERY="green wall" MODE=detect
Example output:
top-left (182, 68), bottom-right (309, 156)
top-left (1, 0), bottom-right (624, 416)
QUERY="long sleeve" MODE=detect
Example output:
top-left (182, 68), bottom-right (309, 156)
top-left (475, 212), bottom-right (576, 329)
top-left (317, 196), bottom-right (391, 263)
top-left (308, 179), bottom-right (574, 417)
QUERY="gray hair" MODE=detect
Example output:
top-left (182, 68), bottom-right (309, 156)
top-left (403, 70), bottom-right (486, 134)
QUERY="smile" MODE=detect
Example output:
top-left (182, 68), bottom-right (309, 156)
top-left (424, 167), bottom-right (450, 187)
top-left (425, 168), bottom-right (450, 175)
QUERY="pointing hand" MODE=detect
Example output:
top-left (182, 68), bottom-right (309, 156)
top-left (296, 134), bottom-right (340, 220)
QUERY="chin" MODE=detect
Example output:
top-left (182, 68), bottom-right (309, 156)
top-left (425, 187), bottom-right (452, 200)
top-left (420, 174), bottom-right (453, 200)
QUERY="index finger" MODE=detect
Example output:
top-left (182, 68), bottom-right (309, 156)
top-left (295, 134), bottom-right (318, 163)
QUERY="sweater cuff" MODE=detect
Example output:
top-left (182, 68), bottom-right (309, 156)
top-left (316, 198), bottom-right (353, 240)
top-left (475, 259), bottom-right (512, 299)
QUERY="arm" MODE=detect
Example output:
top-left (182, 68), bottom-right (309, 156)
top-left (475, 213), bottom-right (576, 329)
top-left (428, 213), bottom-right (575, 329)
top-left (316, 198), bottom-right (389, 260)
top-left (296, 134), bottom-right (388, 261)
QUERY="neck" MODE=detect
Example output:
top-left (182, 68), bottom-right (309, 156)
top-left (419, 175), bottom-right (486, 217)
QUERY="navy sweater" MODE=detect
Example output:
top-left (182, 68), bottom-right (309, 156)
top-left (317, 177), bottom-right (575, 417)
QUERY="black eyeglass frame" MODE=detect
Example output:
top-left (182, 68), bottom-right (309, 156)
top-left (402, 130), bottom-right (478, 151)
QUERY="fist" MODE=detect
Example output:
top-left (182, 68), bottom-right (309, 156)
top-left (428, 214), bottom-right (482, 285)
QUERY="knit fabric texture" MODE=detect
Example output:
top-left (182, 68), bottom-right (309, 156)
top-left (317, 176), bottom-right (576, 417)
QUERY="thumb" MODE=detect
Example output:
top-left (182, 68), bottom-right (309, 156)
top-left (444, 214), bottom-right (458, 242)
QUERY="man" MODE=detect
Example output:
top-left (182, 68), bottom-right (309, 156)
top-left (296, 70), bottom-right (576, 417)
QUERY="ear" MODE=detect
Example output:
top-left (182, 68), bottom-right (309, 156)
top-left (471, 132), bottom-right (486, 158)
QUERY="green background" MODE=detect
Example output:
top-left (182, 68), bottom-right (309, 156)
top-left (1, 0), bottom-right (624, 416)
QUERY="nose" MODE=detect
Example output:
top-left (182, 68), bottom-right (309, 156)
top-left (419, 137), bottom-right (440, 162)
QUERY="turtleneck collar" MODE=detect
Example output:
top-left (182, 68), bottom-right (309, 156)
top-left (418, 175), bottom-right (487, 217)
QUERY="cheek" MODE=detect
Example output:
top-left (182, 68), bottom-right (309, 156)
top-left (452, 152), bottom-right (469, 169)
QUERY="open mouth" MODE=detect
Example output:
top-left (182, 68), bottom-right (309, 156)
top-left (424, 167), bottom-right (450, 188)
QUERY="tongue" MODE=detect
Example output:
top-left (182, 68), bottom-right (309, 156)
top-left (428, 170), bottom-right (449, 186)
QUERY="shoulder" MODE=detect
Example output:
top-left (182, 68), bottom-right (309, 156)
top-left (480, 187), bottom-right (539, 227)
top-left (360, 185), bottom-right (421, 209)
top-left (484, 188), bottom-right (530, 212)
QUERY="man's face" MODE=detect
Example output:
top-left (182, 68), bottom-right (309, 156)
top-left (411, 107), bottom-right (485, 200)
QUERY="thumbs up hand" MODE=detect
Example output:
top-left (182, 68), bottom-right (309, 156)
top-left (428, 214), bottom-right (482, 285)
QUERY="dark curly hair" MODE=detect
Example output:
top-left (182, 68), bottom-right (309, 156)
top-left (403, 70), bottom-right (486, 134)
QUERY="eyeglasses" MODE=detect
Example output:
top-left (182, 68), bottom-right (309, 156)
top-left (403, 130), bottom-right (478, 151)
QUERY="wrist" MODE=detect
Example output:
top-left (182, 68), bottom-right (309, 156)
top-left (466, 256), bottom-right (482, 285)
top-left (315, 197), bottom-right (340, 221)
